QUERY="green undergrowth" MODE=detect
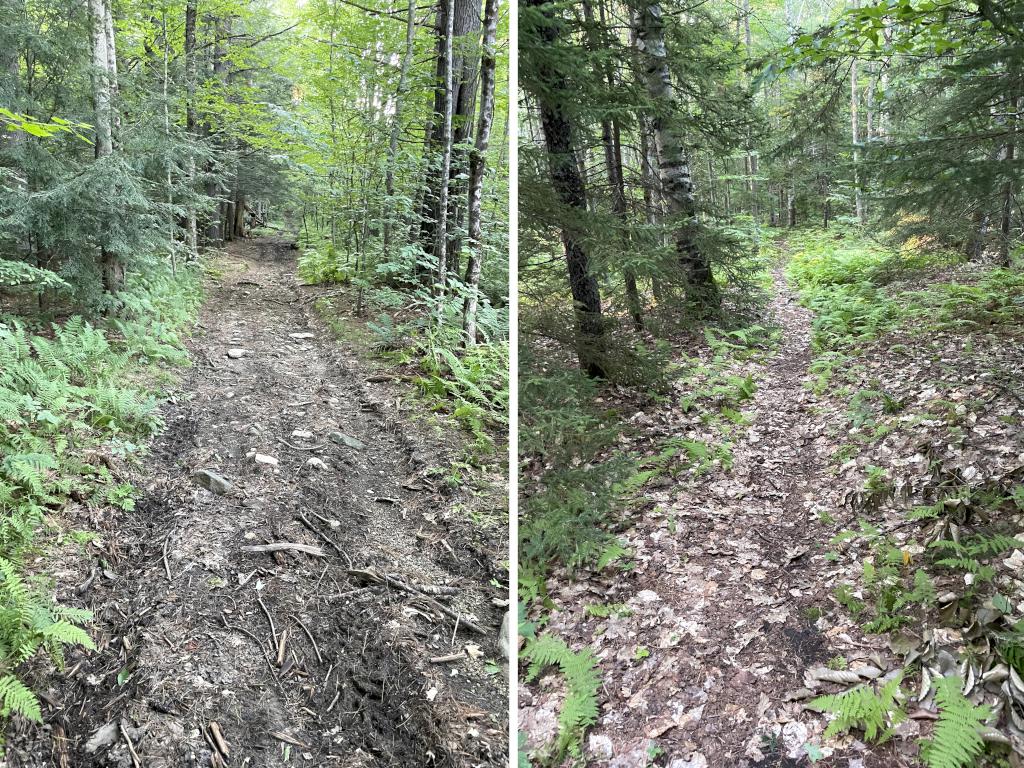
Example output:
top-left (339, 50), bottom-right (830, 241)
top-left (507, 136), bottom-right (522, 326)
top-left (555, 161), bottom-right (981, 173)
top-left (787, 227), bottom-right (1024, 766)
top-left (780, 228), bottom-right (1024, 351)
top-left (300, 235), bottom-right (509, 462)
top-left (0, 265), bottom-right (199, 728)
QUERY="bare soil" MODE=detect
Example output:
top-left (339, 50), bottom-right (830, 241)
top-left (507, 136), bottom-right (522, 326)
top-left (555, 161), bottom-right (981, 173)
top-left (5, 238), bottom-right (508, 768)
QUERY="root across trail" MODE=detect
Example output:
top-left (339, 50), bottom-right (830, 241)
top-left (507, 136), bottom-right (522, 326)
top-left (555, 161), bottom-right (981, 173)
top-left (523, 267), bottom-right (897, 767)
top-left (9, 238), bottom-right (508, 768)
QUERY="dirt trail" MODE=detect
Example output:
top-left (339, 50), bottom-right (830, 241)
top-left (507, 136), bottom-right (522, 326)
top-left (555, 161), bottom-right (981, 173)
top-left (10, 239), bottom-right (508, 768)
top-left (525, 268), bottom-right (887, 766)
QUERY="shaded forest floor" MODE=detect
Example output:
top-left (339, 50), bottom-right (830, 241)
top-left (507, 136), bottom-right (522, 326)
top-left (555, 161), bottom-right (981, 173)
top-left (521, 234), bottom-right (1024, 767)
top-left (7, 238), bottom-right (509, 767)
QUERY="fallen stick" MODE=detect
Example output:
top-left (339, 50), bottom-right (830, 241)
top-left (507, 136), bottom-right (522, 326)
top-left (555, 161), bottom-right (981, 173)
top-left (289, 614), bottom-right (324, 665)
top-left (119, 722), bottom-right (142, 768)
top-left (162, 536), bottom-right (173, 581)
top-left (241, 542), bottom-right (325, 557)
top-left (220, 613), bottom-right (277, 673)
top-left (429, 652), bottom-right (465, 664)
top-left (209, 721), bottom-right (230, 759)
top-left (276, 629), bottom-right (288, 667)
top-left (296, 512), bottom-right (351, 566)
top-left (276, 437), bottom-right (329, 452)
top-left (346, 569), bottom-right (486, 635)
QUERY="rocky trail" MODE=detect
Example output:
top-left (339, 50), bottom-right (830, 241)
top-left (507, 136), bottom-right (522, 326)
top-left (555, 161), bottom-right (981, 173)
top-left (9, 239), bottom-right (509, 768)
top-left (524, 267), bottom-right (926, 767)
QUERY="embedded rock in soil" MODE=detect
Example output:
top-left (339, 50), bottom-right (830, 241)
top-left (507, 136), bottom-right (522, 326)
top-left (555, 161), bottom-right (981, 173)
top-left (85, 722), bottom-right (118, 753)
top-left (329, 431), bottom-right (365, 450)
top-left (588, 734), bottom-right (614, 759)
top-left (192, 469), bottom-right (233, 495)
top-left (227, 348), bottom-right (247, 359)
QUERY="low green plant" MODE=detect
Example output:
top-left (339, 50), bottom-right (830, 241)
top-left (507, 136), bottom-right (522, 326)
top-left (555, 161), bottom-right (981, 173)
top-left (521, 634), bottom-right (601, 761)
top-left (920, 675), bottom-right (991, 768)
top-left (809, 671), bottom-right (906, 742)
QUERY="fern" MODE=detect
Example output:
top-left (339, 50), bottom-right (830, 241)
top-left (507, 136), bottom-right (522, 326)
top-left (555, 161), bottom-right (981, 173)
top-left (920, 676), bottom-right (989, 768)
top-left (522, 634), bottom-right (601, 759)
top-left (0, 675), bottom-right (41, 722)
top-left (809, 672), bottom-right (906, 743)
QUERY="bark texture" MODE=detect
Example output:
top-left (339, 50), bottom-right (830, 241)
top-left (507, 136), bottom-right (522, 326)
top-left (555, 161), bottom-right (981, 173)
top-left (634, 0), bottom-right (718, 307)
top-left (462, 0), bottom-right (500, 344)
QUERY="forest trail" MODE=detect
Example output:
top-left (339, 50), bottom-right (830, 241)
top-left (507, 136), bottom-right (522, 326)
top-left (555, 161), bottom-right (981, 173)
top-left (10, 239), bottom-right (508, 768)
top-left (526, 265), bottom-right (899, 767)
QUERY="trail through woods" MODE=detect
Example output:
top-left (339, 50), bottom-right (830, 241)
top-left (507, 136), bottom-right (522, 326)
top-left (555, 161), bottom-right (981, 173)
top-left (524, 268), bottom-right (908, 767)
top-left (9, 240), bottom-right (508, 768)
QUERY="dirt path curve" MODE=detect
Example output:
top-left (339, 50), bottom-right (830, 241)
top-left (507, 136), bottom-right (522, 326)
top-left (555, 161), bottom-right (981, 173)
top-left (15, 239), bottom-right (508, 768)
top-left (528, 267), bottom-right (885, 766)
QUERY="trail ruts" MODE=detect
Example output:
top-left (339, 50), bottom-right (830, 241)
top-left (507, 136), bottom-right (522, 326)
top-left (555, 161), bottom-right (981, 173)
top-left (7, 238), bottom-right (508, 768)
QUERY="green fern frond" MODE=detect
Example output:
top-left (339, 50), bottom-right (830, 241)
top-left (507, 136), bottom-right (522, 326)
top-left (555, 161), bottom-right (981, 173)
top-left (809, 672), bottom-right (906, 743)
top-left (920, 675), bottom-right (989, 768)
top-left (522, 634), bottom-right (601, 758)
top-left (0, 674), bottom-right (41, 722)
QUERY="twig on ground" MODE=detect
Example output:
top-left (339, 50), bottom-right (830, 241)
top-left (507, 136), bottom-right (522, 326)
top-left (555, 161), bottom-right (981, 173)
top-left (255, 590), bottom-right (278, 645)
top-left (276, 437), bottom-right (329, 451)
top-left (241, 542), bottom-right (325, 557)
top-left (162, 536), bottom-right (172, 581)
top-left (220, 613), bottom-right (277, 673)
top-left (289, 614), bottom-right (324, 664)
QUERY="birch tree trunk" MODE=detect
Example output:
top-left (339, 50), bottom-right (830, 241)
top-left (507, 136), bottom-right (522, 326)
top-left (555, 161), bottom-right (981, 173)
top-left (433, 0), bottom-right (455, 290)
top-left (383, 0), bottom-right (417, 258)
top-left (461, 0), bottom-right (499, 345)
top-left (634, 0), bottom-right (718, 307)
top-left (89, 0), bottom-right (123, 292)
top-left (89, 0), bottom-right (113, 159)
top-left (850, 3), bottom-right (865, 224)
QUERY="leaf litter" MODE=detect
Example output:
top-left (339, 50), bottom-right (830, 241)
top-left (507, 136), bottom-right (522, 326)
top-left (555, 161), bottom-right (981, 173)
top-left (521, 261), bottom-right (1024, 767)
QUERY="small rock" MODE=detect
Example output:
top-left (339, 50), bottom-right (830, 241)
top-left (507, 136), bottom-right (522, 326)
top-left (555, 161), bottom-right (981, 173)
top-left (781, 721), bottom-right (808, 759)
top-left (292, 429), bottom-right (314, 439)
top-left (226, 348), bottom-right (247, 359)
top-left (588, 734), bottom-right (614, 760)
top-left (289, 332), bottom-right (315, 340)
top-left (192, 470), bottom-right (232, 495)
top-left (329, 432), bottom-right (365, 450)
top-left (669, 755), bottom-right (708, 768)
top-left (85, 722), bottom-right (118, 753)
top-left (635, 589), bottom-right (660, 603)
top-left (254, 454), bottom-right (279, 467)
top-left (306, 457), bottom-right (327, 470)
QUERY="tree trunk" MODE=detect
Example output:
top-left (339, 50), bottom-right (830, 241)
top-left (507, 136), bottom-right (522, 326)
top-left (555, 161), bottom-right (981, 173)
top-left (461, 0), bottom-right (499, 345)
top-left (103, 0), bottom-right (120, 143)
top-left (383, 0), bottom-right (417, 258)
top-left (788, 187), bottom-right (797, 227)
top-left (850, 8), bottom-right (865, 225)
top-left (527, 0), bottom-right (605, 377)
top-left (89, 0), bottom-right (113, 159)
top-left (999, 139), bottom-right (1015, 266)
top-left (634, 0), bottom-right (718, 308)
top-left (183, 0), bottom-right (199, 258)
top-left (586, 0), bottom-right (642, 330)
top-left (420, 0), bottom-right (482, 265)
top-left (433, 0), bottom-right (455, 289)
top-left (90, 0), bottom-right (122, 293)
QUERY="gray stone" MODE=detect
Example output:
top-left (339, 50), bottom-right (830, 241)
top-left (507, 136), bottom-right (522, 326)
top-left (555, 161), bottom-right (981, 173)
top-left (329, 432), bottom-right (365, 450)
top-left (85, 722), bottom-right (118, 753)
top-left (588, 734), bottom-right (614, 760)
top-left (192, 470), bottom-right (232, 495)
top-left (226, 348), bottom-right (246, 359)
